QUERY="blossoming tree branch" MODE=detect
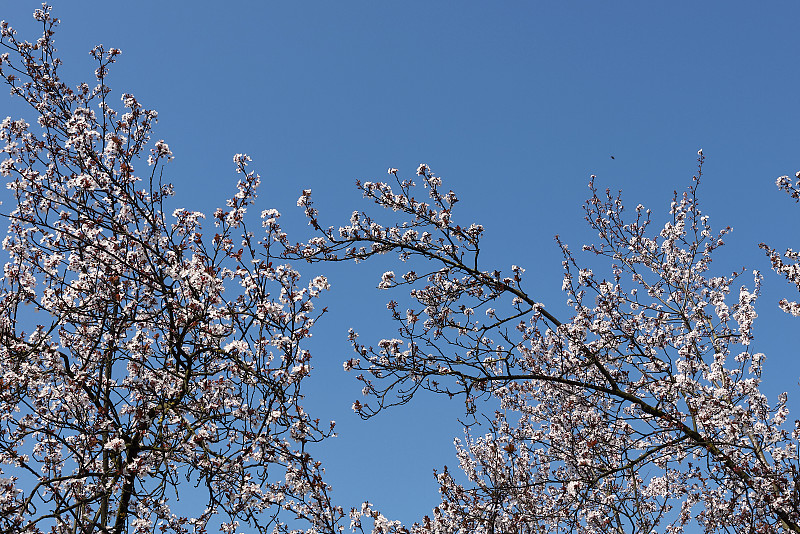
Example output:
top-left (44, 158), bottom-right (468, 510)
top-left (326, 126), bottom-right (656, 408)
top-left (287, 157), bottom-right (800, 532)
top-left (0, 7), bottom-right (345, 534)
top-left (3, 5), bottom-right (800, 534)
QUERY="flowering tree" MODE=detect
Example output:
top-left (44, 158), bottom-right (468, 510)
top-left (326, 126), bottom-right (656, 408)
top-left (0, 7), bottom-right (345, 534)
top-left (5, 6), bottom-right (800, 534)
top-left (289, 158), bottom-right (800, 533)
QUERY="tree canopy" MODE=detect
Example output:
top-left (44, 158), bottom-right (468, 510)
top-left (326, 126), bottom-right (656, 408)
top-left (2, 4), bottom-right (800, 534)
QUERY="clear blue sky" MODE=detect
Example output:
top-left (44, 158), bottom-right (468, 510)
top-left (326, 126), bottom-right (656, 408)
top-left (3, 1), bottom-right (800, 530)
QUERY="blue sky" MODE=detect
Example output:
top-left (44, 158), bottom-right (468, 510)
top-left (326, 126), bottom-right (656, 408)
top-left (3, 1), bottom-right (800, 529)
